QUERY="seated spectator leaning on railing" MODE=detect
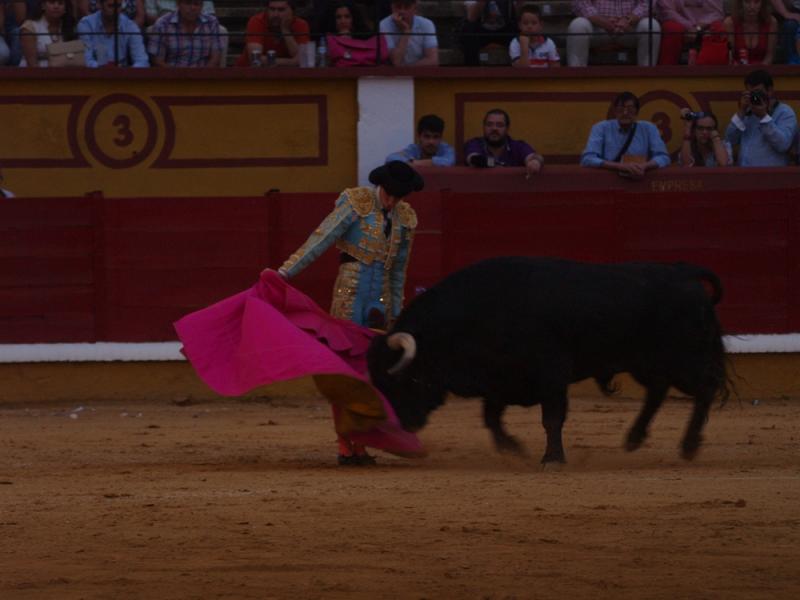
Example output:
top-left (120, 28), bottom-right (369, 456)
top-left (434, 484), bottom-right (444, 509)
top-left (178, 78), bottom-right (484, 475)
top-left (580, 91), bottom-right (670, 180)
top-left (724, 69), bottom-right (797, 166)
top-left (656, 0), bottom-right (724, 65)
top-left (19, 0), bottom-right (78, 67)
top-left (322, 0), bottom-right (388, 66)
top-left (77, 0), bottom-right (149, 66)
top-left (147, 0), bottom-right (222, 66)
top-left (237, 0), bottom-right (308, 66)
top-left (386, 114), bottom-right (455, 166)
top-left (78, 0), bottom-right (144, 28)
top-left (510, 3), bottom-right (560, 67)
top-left (567, 0), bottom-right (661, 66)
top-left (770, 0), bottom-right (800, 63)
top-left (724, 0), bottom-right (777, 65)
top-left (460, 0), bottom-right (520, 66)
top-left (379, 0), bottom-right (438, 66)
top-left (464, 108), bottom-right (544, 178)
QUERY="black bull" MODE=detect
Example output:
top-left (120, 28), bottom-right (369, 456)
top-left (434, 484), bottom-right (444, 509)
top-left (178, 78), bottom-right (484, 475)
top-left (367, 257), bottom-right (729, 464)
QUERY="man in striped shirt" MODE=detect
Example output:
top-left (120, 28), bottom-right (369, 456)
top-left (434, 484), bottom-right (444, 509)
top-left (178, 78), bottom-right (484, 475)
top-left (148, 0), bottom-right (223, 67)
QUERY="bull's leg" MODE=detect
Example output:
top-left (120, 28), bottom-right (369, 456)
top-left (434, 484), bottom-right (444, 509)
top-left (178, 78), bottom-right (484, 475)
top-left (483, 401), bottom-right (525, 455)
top-left (681, 392), bottom-right (713, 460)
top-left (540, 395), bottom-right (568, 464)
top-left (626, 382), bottom-right (669, 452)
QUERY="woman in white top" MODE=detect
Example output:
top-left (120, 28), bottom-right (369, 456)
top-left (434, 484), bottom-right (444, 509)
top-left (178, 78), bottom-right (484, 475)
top-left (20, 0), bottom-right (78, 67)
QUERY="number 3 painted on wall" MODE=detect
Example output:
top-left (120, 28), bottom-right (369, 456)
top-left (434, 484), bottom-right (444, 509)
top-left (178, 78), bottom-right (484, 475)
top-left (112, 114), bottom-right (134, 147)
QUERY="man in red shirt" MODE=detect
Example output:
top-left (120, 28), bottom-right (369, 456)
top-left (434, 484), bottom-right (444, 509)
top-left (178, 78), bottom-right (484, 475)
top-left (236, 0), bottom-right (310, 66)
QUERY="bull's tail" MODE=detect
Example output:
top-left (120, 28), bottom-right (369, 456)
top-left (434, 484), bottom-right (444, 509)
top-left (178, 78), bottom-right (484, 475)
top-left (678, 263), bottom-right (723, 305)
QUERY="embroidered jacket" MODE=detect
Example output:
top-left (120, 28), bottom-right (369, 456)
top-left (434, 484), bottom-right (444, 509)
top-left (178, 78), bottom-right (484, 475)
top-left (280, 186), bottom-right (417, 326)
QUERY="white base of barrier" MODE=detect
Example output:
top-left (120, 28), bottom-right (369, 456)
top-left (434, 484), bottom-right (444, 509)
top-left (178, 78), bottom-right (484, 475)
top-left (0, 335), bottom-right (800, 363)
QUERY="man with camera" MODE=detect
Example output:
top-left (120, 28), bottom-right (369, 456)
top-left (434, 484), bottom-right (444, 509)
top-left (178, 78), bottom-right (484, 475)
top-left (725, 69), bottom-right (797, 167)
top-left (464, 108), bottom-right (544, 178)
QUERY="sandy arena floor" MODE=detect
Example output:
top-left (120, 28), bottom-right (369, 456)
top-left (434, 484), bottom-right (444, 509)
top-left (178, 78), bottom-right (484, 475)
top-left (1, 392), bottom-right (799, 599)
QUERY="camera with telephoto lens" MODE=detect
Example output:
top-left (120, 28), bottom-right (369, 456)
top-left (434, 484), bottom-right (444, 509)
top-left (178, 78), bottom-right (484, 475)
top-left (749, 90), bottom-right (768, 106)
top-left (682, 111), bottom-right (707, 121)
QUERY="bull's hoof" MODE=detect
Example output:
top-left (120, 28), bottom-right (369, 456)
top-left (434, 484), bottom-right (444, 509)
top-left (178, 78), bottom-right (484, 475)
top-left (495, 436), bottom-right (527, 457)
top-left (625, 429), bottom-right (646, 452)
top-left (540, 452), bottom-right (566, 465)
top-left (680, 437), bottom-right (702, 461)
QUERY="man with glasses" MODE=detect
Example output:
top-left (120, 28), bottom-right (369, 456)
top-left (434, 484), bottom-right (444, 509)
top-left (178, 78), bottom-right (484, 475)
top-left (580, 91), bottom-right (670, 179)
top-left (148, 0), bottom-right (223, 66)
top-left (77, 0), bottom-right (149, 66)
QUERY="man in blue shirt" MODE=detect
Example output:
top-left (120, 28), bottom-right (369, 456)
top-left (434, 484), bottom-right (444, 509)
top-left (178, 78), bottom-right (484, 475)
top-left (379, 0), bottom-right (438, 66)
top-left (386, 114), bottom-right (455, 167)
top-left (580, 91), bottom-right (670, 179)
top-left (724, 70), bottom-right (798, 167)
top-left (78, 0), bottom-right (149, 67)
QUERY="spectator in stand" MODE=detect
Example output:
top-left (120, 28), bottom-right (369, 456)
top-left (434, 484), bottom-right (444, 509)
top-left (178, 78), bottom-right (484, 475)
top-left (0, 166), bottom-right (13, 198)
top-left (78, 0), bottom-right (143, 28)
top-left (656, 0), bottom-right (724, 64)
top-left (237, 0), bottom-right (309, 67)
top-left (678, 109), bottom-right (732, 166)
top-left (510, 3), bottom-right (560, 67)
top-left (386, 114), bottom-right (455, 166)
top-left (724, 0), bottom-right (777, 64)
top-left (2, 0), bottom-right (28, 65)
top-left (147, 0), bottom-right (222, 66)
top-left (323, 0), bottom-right (388, 66)
top-left (580, 91), bottom-right (670, 179)
top-left (770, 0), bottom-right (800, 63)
top-left (460, 0), bottom-right (519, 66)
top-left (795, 22), bottom-right (800, 63)
top-left (146, 0), bottom-right (213, 24)
top-left (464, 108), bottom-right (544, 177)
top-left (19, 0), bottom-right (78, 67)
top-left (567, 0), bottom-right (661, 67)
top-left (379, 0), bottom-right (438, 66)
top-left (78, 0), bottom-right (148, 66)
top-left (313, 0), bottom-right (392, 32)
top-left (0, 1), bottom-right (9, 65)
top-left (724, 69), bottom-right (797, 166)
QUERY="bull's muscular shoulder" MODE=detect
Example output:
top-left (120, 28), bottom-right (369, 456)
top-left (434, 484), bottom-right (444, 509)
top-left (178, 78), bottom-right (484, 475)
top-left (395, 201), bottom-right (418, 229)
top-left (341, 187), bottom-right (375, 217)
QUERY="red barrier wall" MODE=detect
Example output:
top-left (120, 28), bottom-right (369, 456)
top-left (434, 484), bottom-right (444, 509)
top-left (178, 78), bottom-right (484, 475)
top-left (2, 167), bottom-right (798, 343)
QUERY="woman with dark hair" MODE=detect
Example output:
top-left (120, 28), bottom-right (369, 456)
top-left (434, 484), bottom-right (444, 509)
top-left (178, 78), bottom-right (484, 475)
top-left (678, 108), bottom-right (732, 167)
top-left (723, 0), bottom-right (777, 64)
top-left (323, 0), bottom-right (388, 66)
top-left (19, 0), bottom-right (78, 66)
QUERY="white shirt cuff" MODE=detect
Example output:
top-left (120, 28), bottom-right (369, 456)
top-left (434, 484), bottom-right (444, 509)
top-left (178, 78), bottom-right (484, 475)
top-left (731, 113), bottom-right (746, 131)
top-left (759, 114), bottom-right (773, 124)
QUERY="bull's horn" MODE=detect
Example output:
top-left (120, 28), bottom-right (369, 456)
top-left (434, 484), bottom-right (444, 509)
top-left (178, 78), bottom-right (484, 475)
top-left (386, 332), bottom-right (417, 375)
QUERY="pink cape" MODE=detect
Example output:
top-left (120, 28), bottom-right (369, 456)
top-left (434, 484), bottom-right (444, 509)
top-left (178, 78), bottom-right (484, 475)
top-left (173, 270), bottom-right (424, 457)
